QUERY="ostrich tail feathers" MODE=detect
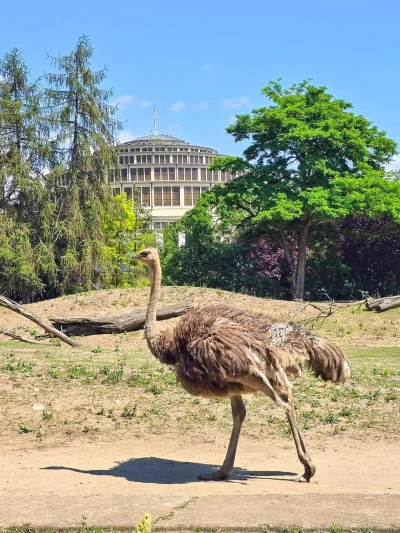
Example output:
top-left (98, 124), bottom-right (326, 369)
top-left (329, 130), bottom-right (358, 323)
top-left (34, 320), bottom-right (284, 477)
top-left (304, 337), bottom-right (350, 384)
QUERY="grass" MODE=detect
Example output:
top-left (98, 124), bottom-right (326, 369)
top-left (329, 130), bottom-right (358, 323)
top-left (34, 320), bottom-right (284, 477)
top-left (0, 526), bottom-right (384, 533)
top-left (0, 339), bottom-right (398, 444)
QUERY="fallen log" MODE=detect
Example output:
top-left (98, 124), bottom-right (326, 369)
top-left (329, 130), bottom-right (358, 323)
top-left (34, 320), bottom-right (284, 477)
top-left (0, 295), bottom-right (82, 347)
top-left (50, 300), bottom-right (192, 336)
top-left (366, 295), bottom-right (400, 313)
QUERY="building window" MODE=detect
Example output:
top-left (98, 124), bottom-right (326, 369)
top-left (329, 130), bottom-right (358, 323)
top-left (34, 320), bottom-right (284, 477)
top-left (206, 169), bottom-right (212, 182)
top-left (154, 167), bottom-right (161, 181)
top-left (163, 187), bottom-right (171, 206)
top-left (178, 167), bottom-right (184, 180)
top-left (165, 154), bottom-right (170, 163)
top-left (124, 186), bottom-right (133, 201)
top-left (124, 156), bottom-right (129, 164)
top-left (173, 155), bottom-right (177, 163)
top-left (172, 186), bottom-right (180, 205)
top-left (213, 170), bottom-right (219, 181)
top-left (130, 168), bottom-right (137, 181)
top-left (184, 186), bottom-right (192, 206)
top-left (109, 169), bottom-right (115, 182)
top-left (154, 155), bottom-right (159, 163)
top-left (161, 167), bottom-right (168, 180)
top-left (198, 156), bottom-right (203, 164)
top-left (130, 155), bottom-right (134, 164)
top-left (145, 168), bottom-right (151, 181)
top-left (112, 187), bottom-right (121, 196)
top-left (168, 167), bottom-right (175, 181)
top-left (119, 156), bottom-right (123, 164)
top-left (121, 168), bottom-right (128, 181)
top-left (221, 171), bottom-right (226, 182)
top-left (154, 187), bottom-right (162, 206)
top-left (201, 168), bottom-right (206, 181)
top-left (146, 154), bottom-right (152, 163)
top-left (183, 186), bottom-right (208, 206)
top-left (138, 168), bottom-right (144, 181)
top-left (140, 186), bottom-right (150, 206)
top-left (185, 168), bottom-right (191, 181)
top-left (193, 186), bottom-right (201, 204)
top-left (192, 168), bottom-right (198, 181)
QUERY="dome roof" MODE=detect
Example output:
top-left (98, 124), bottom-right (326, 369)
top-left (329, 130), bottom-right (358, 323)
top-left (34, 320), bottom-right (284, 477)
top-left (131, 133), bottom-right (187, 143)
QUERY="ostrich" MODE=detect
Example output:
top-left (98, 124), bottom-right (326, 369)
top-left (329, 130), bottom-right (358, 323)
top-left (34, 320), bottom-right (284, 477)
top-left (134, 248), bottom-right (350, 482)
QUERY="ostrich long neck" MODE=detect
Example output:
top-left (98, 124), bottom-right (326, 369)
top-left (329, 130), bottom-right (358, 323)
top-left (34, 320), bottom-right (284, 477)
top-left (145, 259), bottom-right (162, 345)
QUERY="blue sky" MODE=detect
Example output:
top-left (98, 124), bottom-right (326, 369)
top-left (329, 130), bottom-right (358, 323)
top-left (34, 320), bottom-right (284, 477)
top-left (1, 0), bottom-right (400, 167)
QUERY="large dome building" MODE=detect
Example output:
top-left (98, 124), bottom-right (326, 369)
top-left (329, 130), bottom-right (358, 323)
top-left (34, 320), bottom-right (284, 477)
top-left (110, 127), bottom-right (238, 229)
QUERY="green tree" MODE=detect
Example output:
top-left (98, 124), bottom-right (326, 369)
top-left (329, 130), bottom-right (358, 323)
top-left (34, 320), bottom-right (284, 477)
top-left (210, 80), bottom-right (399, 299)
top-left (44, 35), bottom-right (125, 294)
top-left (0, 48), bottom-right (52, 211)
top-left (101, 193), bottom-right (155, 286)
top-left (45, 34), bottom-right (122, 187)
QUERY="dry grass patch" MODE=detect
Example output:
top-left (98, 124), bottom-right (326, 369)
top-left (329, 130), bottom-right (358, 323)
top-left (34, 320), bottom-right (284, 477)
top-left (0, 339), bottom-right (398, 447)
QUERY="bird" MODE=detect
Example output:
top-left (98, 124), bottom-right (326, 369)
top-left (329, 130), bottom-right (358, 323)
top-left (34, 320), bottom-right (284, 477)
top-left (134, 247), bottom-right (350, 483)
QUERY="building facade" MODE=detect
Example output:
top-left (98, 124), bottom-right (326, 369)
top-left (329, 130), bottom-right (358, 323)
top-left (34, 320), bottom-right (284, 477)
top-left (110, 132), bottom-right (238, 229)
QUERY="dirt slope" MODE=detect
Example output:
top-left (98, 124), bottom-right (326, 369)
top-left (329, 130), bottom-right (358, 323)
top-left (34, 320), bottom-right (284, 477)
top-left (1, 285), bottom-right (400, 348)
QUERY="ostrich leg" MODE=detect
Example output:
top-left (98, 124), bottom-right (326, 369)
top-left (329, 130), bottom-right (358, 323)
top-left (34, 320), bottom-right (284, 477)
top-left (198, 395), bottom-right (246, 481)
top-left (286, 400), bottom-right (316, 482)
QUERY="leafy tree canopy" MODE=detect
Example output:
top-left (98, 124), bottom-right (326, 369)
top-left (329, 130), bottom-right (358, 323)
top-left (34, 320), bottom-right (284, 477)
top-left (207, 80), bottom-right (399, 298)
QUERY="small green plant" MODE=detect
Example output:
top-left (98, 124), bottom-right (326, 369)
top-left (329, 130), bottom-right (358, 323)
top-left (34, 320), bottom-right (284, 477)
top-left (122, 403), bottom-right (137, 419)
top-left (19, 424), bottom-right (34, 434)
top-left (136, 512), bottom-right (151, 533)
top-left (323, 413), bottom-right (339, 424)
top-left (42, 411), bottom-right (53, 421)
top-left (47, 367), bottom-right (61, 379)
top-left (340, 406), bottom-right (352, 418)
top-left (92, 346), bottom-right (103, 354)
top-left (102, 363), bottom-right (124, 384)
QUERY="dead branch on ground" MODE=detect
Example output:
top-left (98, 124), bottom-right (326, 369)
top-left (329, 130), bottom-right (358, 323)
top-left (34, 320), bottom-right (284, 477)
top-left (0, 295), bottom-right (82, 347)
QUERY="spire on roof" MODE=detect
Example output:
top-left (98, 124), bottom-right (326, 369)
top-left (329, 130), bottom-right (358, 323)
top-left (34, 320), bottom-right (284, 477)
top-left (153, 105), bottom-right (157, 135)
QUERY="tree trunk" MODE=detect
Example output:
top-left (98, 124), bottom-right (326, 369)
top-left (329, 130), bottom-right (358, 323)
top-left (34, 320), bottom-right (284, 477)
top-left (278, 220), bottom-right (311, 301)
top-left (291, 220), bottom-right (310, 300)
top-left (49, 300), bottom-right (192, 336)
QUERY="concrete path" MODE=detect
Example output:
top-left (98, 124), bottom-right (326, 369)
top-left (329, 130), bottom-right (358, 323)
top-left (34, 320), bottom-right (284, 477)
top-left (1, 436), bottom-right (399, 530)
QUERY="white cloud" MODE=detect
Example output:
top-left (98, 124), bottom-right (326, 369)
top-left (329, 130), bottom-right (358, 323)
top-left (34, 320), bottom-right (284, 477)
top-left (112, 94), bottom-right (151, 110)
top-left (193, 102), bottom-right (210, 111)
top-left (169, 101), bottom-right (186, 112)
top-left (387, 153), bottom-right (400, 170)
top-left (221, 96), bottom-right (251, 110)
top-left (203, 63), bottom-right (213, 70)
top-left (117, 130), bottom-right (134, 143)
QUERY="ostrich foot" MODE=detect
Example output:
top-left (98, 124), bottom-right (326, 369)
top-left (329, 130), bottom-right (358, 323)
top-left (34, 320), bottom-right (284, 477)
top-left (198, 469), bottom-right (230, 481)
top-left (295, 463), bottom-right (316, 483)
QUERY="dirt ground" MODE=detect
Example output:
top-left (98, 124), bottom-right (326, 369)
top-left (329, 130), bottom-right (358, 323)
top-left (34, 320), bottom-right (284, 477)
top-left (0, 436), bottom-right (399, 529)
top-left (0, 287), bottom-right (399, 529)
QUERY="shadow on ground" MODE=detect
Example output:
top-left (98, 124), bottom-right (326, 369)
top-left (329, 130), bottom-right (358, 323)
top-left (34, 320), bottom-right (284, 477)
top-left (43, 457), bottom-right (296, 484)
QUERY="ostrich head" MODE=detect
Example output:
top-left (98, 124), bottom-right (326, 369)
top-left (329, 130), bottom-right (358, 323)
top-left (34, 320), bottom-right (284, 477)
top-left (134, 248), bottom-right (159, 266)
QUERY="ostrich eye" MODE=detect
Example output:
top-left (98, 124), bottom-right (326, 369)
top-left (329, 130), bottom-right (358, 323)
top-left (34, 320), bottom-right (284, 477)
top-left (140, 251), bottom-right (150, 258)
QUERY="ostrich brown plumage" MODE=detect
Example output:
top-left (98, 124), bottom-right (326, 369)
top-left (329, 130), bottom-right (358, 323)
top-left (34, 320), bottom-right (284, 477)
top-left (135, 248), bottom-right (350, 482)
